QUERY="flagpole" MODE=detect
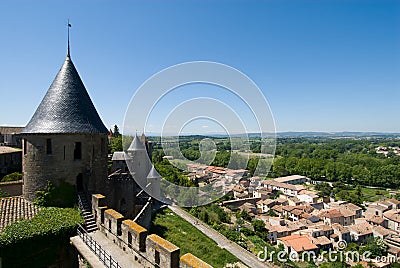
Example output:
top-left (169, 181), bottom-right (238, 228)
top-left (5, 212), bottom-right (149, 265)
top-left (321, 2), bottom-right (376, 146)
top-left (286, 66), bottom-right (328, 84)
top-left (67, 19), bottom-right (70, 57)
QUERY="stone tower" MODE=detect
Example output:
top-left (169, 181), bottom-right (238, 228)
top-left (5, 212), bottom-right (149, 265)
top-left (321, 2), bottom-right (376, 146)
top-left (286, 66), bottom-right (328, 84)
top-left (21, 49), bottom-right (108, 202)
top-left (126, 135), bottom-right (152, 189)
top-left (140, 132), bottom-right (153, 159)
top-left (146, 165), bottom-right (161, 200)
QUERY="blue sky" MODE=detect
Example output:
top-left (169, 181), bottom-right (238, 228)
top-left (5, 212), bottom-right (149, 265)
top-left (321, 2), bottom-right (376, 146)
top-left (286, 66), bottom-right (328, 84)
top-left (0, 0), bottom-right (399, 133)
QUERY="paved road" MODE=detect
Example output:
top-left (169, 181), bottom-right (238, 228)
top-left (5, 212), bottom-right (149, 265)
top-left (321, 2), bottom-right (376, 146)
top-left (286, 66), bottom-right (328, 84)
top-left (168, 205), bottom-right (274, 268)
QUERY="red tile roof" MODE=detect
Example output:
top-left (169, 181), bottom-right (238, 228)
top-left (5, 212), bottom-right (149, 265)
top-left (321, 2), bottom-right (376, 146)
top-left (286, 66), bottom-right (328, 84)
top-left (321, 209), bottom-right (343, 219)
top-left (278, 234), bottom-right (318, 252)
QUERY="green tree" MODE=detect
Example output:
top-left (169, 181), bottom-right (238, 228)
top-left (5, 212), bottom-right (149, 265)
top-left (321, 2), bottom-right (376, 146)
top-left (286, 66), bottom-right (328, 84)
top-left (109, 135), bottom-right (123, 154)
top-left (360, 237), bottom-right (388, 258)
top-left (319, 262), bottom-right (347, 268)
top-left (266, 210), bottom-right (277, 217)
top-left (355, 185), bottom-right (362, 197)
top-left (113, 125), bottom-right (121, 137)
top-left (246, 157), bottom-right (259, 176)
top-left (252, 219), bottom-right (265, 233)
top-left (315, 182), bottom-right (333, 197)
top-left (236, 217), bottom-right (244, 225)
top-left (240, 210), bottom-right (252, 222)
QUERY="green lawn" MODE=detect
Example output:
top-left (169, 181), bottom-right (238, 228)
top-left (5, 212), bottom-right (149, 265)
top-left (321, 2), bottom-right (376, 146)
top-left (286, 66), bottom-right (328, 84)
top-left (360, 187), bottom-right (391, 202)
top-left (150, 208), bottom-right (240, 268)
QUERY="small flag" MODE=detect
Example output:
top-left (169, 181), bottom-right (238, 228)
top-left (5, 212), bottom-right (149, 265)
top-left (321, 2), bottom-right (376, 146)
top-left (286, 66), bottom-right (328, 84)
top-left (68, 23), bottom-right (71, 27)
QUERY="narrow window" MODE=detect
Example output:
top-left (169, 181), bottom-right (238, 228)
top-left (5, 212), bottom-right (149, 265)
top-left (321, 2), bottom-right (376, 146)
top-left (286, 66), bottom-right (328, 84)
top-left (128, 232), bottom-right (132, 248)
top-left (23, 139), bottom-right (27, 155)
top-left (155, 250), bottom-right (160, 265)
top-left (101, 210), bottom-right (105, 224)
top-left (74, 142), bottom-right (82, 160)
top-left (46, 139), bottom-right (52, 155)
top-left (63, 146), bottom-right (66, 160)
top-left (108, 219), bottom-right (112, 231)
top-left (117, 222), bottom-right (122, 236)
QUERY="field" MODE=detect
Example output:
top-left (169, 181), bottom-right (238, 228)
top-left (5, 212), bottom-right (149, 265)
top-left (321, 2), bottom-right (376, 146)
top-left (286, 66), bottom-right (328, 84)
top-left (150, 208), bottom-right (240, 268)
top-left (360, 186), bottom-right (392, 202)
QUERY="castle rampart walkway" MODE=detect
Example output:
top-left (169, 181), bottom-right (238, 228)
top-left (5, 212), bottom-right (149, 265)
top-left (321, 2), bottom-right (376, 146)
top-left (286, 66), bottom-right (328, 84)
top-left (168, 205), bottom-right (274, 268)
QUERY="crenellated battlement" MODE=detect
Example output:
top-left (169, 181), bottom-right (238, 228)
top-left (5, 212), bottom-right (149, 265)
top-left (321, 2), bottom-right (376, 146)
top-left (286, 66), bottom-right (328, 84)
top-left (90, 194), bottom-right (212, 268)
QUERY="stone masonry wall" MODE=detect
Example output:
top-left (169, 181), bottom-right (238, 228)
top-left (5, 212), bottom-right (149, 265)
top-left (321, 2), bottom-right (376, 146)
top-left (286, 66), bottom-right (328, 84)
top-left (22, 134), bottom-right (108, 201)
top-left (91, 194), bottom-right (213, 268)
top-left (0, 180), bottom-right (22, 196)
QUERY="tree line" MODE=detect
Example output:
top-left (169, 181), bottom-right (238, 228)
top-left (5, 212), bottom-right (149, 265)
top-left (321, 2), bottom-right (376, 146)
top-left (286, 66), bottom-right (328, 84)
top-left (271, 138), bottom-right (400, 188)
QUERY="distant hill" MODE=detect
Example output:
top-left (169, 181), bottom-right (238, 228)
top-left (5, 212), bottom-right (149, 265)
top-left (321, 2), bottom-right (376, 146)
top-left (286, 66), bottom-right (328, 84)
top-left (147, 131), bottom-right (400, 138)
top-left (276, 131), bottom-right (400, 138)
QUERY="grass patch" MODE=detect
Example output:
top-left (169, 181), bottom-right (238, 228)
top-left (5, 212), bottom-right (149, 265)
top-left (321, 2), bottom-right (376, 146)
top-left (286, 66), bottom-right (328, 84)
top-left (361, 187), bottom-right (390, 202)
top-left (151, 208), bottom-right (240, 268)
top-left (247, 235), bottom-right (271, 254)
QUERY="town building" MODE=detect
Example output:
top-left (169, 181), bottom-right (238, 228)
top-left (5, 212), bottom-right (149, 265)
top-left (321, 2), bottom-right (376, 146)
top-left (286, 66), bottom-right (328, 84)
top-left (383, 210), bottom-right (400, 233)
top-left (273, 175), bottom-right (310, 185)
top-left (264, 180), bottom-right (306, 197)
top-left (0, 126), bottom-right (23, 147)
top-left (277, 234), bottom-right (319, 256)
top-left (348, 222), bottom-right (374, 244)
top-left (0, 146), bottom-right (22, 175)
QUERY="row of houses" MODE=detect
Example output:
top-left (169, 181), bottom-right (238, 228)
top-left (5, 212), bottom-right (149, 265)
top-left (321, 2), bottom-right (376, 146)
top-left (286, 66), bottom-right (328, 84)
top-left (218, 173), bottom-right (400, 266)
top-left (376, 146), bottom-right (400, 157)
top-left (186, 164), bottom-right (248, 184)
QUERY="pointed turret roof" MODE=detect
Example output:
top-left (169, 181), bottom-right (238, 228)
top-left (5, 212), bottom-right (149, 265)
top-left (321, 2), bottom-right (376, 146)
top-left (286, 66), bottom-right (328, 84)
top-left (22, 55), bottom-right (108, 134)
top-left (147, 166), bottom-right (162, 179)
top-left (127, 135), bottom-right (146, 151)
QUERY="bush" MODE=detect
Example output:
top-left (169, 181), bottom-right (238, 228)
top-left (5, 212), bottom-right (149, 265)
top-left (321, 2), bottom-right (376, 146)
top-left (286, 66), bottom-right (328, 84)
top-left (252, 219), bottom-right (265, 233)
top-left (0, 187), bottom-right (7, 198)
top-left (1, 172), bottom-right (22, 182)
top-left (241, 227), bottom-right (254, 236)
top-left (34, 180), bottom-right (77, 207)
top-left (0, 207), bottom-right (83, 267)
top-left (0, 207), bottom-right (83, 247)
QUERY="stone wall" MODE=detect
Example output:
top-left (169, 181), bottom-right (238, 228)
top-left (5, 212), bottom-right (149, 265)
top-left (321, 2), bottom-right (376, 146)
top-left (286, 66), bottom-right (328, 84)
top-left (0, 180), bottom-right (22, 196)
top-left (22, 133), bottom-right (108, 201)
top-left (222, 197), bottom-right (261, 210)
top-left (133, 197), bottom-right (153, 230)
top-left (0, 150), bottom-right (22, 175)
top-left (91, 194), bottom-right (212, 268)
top-left (104, 174), bottom-right (137, 219)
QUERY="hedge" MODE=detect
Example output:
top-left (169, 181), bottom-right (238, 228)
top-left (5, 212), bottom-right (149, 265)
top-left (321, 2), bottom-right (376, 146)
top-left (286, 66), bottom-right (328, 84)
top-left (1, 172), bottom-right (22, 182)
top-left (0, 207), bottom-right (84, 267)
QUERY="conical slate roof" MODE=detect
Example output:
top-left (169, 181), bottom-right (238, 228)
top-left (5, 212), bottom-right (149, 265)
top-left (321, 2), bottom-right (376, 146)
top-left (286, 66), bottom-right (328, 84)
top-left (127, 135), bottom-right (146, 151)
top-left (147, 166), bottom-right (162, 179)
top-left (22, 55), bottom-right (108, 134)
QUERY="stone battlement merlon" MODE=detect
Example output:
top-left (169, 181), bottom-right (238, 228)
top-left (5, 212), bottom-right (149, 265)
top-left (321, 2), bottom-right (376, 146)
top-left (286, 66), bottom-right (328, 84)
top-left (90, 194), bottom-right (213, 268)
top-left (180, 253), bottom-right (213, 268)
